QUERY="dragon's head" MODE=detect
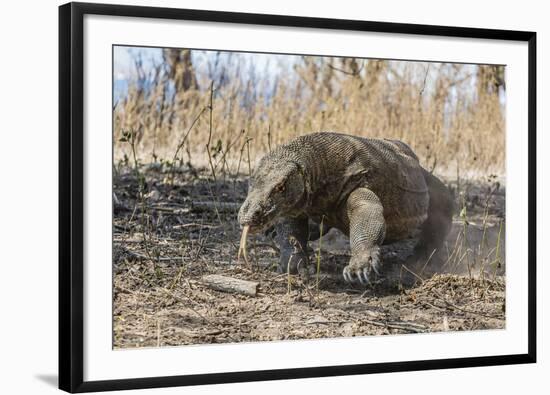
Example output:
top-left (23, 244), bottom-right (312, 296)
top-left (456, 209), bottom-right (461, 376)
top-left (238, 158), bottom-right (306, 234)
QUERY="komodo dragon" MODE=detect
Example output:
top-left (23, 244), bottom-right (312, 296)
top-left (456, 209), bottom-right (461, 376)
top-left (237, 132), bottom-right (453, 284)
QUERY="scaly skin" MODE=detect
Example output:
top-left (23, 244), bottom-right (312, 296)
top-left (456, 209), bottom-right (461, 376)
top-left (237, 132), bottom-right (453, 284)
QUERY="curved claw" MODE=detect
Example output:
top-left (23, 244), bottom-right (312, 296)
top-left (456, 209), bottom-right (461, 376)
top-left (296, 257), bottom-right (305, 273)
top-left (358, 272), bottom-right (366, 285)
top-left (343, 267), bottom-right (352, 283)
top-left (342, 248), bottom-right (381, 285)
top-left (371, 261), bottom-right (380, 276)
top-left (362, 267), bottom-right (371, 284)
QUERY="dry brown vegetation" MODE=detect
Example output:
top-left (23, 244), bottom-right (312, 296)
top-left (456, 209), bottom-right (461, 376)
top-left (112, 48), bottom-right (506, 348)
top-left (114, 49), bottom-right (505, 176)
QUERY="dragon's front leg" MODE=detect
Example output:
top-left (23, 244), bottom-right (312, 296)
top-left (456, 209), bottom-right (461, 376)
top-left (343, 188), bottom-right (386, 284)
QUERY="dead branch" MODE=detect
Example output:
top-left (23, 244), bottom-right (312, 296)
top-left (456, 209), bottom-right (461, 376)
top-left (201, 275), bottom-right (259, 297)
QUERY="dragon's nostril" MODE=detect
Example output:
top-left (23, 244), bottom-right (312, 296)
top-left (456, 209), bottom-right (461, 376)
top-left (239, 200), bottom-right (263, 225)
top-left (252, 209), bottom-right (262, 221)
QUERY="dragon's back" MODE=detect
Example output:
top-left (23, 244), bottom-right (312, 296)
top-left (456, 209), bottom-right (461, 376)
top-left (277, 132), bottom-right (430, 239)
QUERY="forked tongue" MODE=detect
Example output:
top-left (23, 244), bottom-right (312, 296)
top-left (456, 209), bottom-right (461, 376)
top-left (238, 225), bottom-right (250, 265)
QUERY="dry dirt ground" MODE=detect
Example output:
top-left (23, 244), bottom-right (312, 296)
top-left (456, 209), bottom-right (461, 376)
top-left (113, 164), bottom-right (505, 348)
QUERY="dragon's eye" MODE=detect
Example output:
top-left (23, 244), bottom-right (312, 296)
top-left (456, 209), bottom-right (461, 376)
top-left (274, 182), bottom-right (286, 193)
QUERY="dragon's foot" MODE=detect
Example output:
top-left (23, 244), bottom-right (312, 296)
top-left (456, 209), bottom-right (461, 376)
top-left (277, 251), bottom-right (310, 273)
top-left (342, 246), bottom-right (381, 285)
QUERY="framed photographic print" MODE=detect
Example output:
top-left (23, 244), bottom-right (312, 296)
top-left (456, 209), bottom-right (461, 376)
top-left (59, 2), bottom-right (536, 392)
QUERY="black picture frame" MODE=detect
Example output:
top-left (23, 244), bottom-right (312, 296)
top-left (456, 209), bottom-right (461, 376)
top-left (59, 2), bottom-right (537, 393)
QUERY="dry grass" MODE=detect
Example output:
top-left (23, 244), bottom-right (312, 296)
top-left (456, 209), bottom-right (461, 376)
top-left (114, 50), bottom-right (505, 176)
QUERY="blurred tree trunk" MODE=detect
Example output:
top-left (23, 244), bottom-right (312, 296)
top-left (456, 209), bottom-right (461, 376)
top-left (163, 48), bottom-right (198, 92)
top-left (162, 49), bottom-right (199, 136)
